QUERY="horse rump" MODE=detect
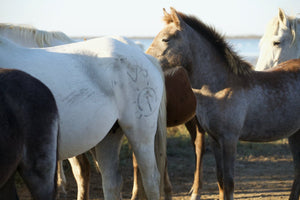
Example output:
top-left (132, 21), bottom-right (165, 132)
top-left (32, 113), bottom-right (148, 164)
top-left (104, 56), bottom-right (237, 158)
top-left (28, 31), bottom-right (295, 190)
top-left (0, 68), bottom-right (59, 200)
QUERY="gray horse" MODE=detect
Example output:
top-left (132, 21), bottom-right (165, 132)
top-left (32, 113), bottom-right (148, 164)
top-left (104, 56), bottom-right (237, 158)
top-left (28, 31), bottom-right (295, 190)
top-left (147, 8), bottom-right (300, 200)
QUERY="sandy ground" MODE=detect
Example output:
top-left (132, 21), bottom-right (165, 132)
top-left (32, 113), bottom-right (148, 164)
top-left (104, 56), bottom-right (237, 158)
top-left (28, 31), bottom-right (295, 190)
top-left (16, 129), bottom-right (294, 200)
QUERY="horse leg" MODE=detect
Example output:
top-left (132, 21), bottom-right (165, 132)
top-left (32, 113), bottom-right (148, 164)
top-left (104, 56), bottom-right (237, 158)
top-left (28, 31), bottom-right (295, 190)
top-left (57, 160), bottom-right (67, 195)
top-left (220, 137), bottom-right (237, 200)
top-left (288, 131), bottom-right (300, 200)
top-left (132, 155), bottom-right (172, 200)
top-left (18, 120), bottom-right (58, 200)
top-left (185, 117), bottom-right (205, 200)
top-left (18, 149), bottom-right (57, 200)
top-left (68, 153), bottom-right (91, 200)
top-left (126, 130), bottom-right (161, 200)
top-left (94, 128), bottom-right (124, 200)
top-left (163, 158), bottom-right (173, 200)
top-left (0, 175), bottom-right (19, 200)
top-left (209, 136), bottom-right (224, 200)
top-left (131, 153), bottom-right (146, 200)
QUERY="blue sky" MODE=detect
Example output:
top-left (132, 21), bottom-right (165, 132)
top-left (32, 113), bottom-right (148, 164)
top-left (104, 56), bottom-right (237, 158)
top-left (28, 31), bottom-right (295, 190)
top-left (0, 0), bottom-right (299, 37)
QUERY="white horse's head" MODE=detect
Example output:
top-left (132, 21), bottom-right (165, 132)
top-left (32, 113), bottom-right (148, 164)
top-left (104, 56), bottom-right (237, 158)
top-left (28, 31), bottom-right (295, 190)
top-left (256, 8), bottom-right (300, 71)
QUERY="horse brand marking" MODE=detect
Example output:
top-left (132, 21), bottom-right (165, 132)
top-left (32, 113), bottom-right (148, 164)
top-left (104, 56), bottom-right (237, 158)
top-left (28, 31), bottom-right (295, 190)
top-left (127, 65), bottom-right (149, 82)
top-left (137, 87), bottom-right (157, 117)
top-left (127, 65), bottom-right (157, 118)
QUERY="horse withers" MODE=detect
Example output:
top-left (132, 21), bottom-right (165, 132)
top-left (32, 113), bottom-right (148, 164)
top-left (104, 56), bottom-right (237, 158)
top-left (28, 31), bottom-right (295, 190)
top-left (0, 68), bottom-right (59, 200)
top-left (147, 8), bottom-right (300, 200)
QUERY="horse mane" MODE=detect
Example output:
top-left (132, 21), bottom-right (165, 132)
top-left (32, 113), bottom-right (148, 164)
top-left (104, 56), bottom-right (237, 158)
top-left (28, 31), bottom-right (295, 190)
top-left (0, 23), bottom-right (73, 47)
top-left (164, 12), bottom-right (254, 76)
top-left (286, 16), bottom-right (299, 44)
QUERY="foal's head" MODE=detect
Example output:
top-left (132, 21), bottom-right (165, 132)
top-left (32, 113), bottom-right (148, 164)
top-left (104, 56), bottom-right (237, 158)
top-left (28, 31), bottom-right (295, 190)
top-left (147, 8), bottom-right (252, 77)
top-left (146, 8), bottom-right (195, 72)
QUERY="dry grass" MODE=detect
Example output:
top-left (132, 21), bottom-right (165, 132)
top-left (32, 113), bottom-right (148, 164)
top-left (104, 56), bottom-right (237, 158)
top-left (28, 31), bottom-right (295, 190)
top-left (16, 125), bottom-right (294, 199)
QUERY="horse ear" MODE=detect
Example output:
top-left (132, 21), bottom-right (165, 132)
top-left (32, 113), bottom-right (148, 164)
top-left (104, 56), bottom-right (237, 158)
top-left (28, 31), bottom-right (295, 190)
top-left (163, 8), bottom-right (170, 17)
top-left (278, 8), bottom-right (289, 28)
top-left (170, 7), bottom-right (185, 30)
top-left (162, 8), bottom-right (173, 24)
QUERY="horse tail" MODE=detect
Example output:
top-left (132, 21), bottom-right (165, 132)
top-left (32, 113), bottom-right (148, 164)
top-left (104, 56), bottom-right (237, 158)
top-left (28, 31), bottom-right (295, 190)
top-left (156, 89), bottom-right (167, 195)
top-left (55, 117), bottom-right (68, 195)
top-left (147, 54), bottom-right (168, 195)
top-left (54, 115), bottom-right (61, 197)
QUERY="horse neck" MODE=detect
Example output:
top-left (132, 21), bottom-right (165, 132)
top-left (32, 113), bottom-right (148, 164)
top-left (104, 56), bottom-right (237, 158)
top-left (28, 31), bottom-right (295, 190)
top-left (0, 25), bottom-right (73, 48)
top-left (188, 35), bottom-right (232, 93)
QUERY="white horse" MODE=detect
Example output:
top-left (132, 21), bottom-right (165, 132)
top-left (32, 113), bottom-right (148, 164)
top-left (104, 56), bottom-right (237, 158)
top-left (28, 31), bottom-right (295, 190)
top-left (0, 23), bottom-right (74, 47)
top-left (0, 35), bottom-right (167, 200)
top-left (0, 23), bottom-right (149, 199)
top-left (256, 8), bottom-right (300, 70)
top-left (0, 23), bottom-right (88, 197)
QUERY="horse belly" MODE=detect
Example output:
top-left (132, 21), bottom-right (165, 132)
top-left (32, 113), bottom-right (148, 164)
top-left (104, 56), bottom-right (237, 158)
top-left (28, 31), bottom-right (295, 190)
top-left (241, 110), bottom-right (300, 142)
top-left (57, 91), bottom-right (118, 160)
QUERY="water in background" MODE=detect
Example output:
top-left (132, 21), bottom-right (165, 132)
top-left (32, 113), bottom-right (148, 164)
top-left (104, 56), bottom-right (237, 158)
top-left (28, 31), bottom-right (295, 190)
top-left (132, 37), bottom-right (260, 65)
top-left (74, 37), bottom-right (260, 66)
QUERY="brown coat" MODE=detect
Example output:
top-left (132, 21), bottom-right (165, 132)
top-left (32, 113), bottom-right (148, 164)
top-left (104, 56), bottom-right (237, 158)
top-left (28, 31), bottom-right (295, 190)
top-left (165, 66), bottom-right (196, 127)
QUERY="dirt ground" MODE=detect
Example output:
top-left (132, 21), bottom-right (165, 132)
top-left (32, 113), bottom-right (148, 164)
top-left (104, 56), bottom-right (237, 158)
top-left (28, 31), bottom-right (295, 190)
top-left (16, 126), bottom-right (295, 200)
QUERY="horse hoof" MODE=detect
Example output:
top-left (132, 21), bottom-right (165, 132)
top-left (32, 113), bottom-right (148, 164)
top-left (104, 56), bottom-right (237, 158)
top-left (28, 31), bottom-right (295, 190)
top-left (164, 193), bottom-right (172, 200)
top-left (190, 193), bottom-right (201, 200)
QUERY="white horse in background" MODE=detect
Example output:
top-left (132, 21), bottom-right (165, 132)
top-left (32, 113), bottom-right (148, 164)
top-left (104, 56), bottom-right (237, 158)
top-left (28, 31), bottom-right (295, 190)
top-left (0, 23), bottom-right (75, 47)
top-left (0, 35), bottom-right (167, 200)
top-left (256, 8), bottom-right (300, 70)
top-left (0, 23), bottom-right (145, 50)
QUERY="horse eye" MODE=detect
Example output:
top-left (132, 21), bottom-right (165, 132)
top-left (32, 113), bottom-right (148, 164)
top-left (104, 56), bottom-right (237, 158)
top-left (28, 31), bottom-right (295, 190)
top-left (273, 41), bottom-right (280, 46)
top-left (162, 38), bottom-right (170, 43)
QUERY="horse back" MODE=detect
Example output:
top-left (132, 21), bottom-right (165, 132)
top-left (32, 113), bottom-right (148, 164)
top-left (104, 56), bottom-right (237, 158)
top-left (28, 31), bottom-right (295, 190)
top-left (269, 59), bottom-right (300, 72)
top-left (251, 59), bottom-right (300, 89)
top-left (236, 59), bottom-right (300, 141)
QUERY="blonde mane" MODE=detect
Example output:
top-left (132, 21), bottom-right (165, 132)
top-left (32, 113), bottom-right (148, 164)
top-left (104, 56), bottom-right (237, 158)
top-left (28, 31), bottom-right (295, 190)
top-left (290, 17), bottom-right (299, 44)
top-left (0, 23), bottom-right (73, 47)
